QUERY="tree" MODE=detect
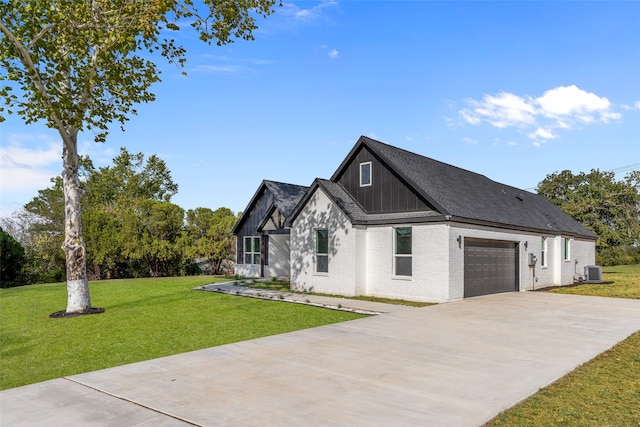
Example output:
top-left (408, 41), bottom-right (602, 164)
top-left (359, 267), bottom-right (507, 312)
top-left (537, 169), bottom-right (640, 263)
top-left (0, 227), bottom-right (26, 287)
top-left (83, 148), bottom-right (180, 278)
top-left (183, 207), bottom-right (238, 274)
top-left (0, 0), bottom-right (277, 314)
top-left (122, 199), bottom-right (185, 277)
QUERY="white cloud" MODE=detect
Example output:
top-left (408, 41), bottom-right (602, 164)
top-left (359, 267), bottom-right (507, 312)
top-left (537, 85), bottom-right (611, 117)
top-left (280, 1), bottom-right (338, 21)
top-left (193, 57), bottom-right (272, 75)
top-left (0, 135), bottom-right (61, 192)
top-left (195, 64), bottom-right (247, 74)
top-left (327, 49), bottom-right (339, 59)
top-left (465, 92), bottom-right (537, 129)
top-left (528, 128), bottom-right (557, 141)
top-left (462, 137), bottom-right (479, 145)
top-left (460, 110), bottom-right (481, 125)
top-left (621, 100), bottom-right (640, 111)
top-left (459, 85), bottom-right (623, 141)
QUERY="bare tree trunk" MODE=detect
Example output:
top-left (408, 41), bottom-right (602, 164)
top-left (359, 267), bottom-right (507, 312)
top-left (61, 131), bottom-right (91, 314)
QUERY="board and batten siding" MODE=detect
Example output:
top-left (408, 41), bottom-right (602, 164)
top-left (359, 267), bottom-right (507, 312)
top-left (335, 146), bottom-right (435, 214)
top-left (234, 188), bottom-right (275, 264)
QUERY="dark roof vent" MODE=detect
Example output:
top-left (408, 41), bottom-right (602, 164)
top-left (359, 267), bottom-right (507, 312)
top-left (516, 193), bottom-right (525, 201)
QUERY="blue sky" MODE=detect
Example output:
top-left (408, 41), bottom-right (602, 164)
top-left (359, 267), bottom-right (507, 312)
top-left (1, 1), bottom-right (639, 218)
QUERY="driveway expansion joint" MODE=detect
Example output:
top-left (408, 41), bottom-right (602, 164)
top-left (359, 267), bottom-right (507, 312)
top-left (63, 377), bottom-right (203, 427)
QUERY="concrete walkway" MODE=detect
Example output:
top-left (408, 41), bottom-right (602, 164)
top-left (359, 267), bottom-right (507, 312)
top-left (194, 281), bottom-right (415, 314)
top-left (2, 292), bottom-right (640, 427)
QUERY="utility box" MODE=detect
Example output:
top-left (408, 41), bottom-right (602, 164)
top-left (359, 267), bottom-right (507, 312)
top-left (528, 253), bottom-right (537, 267)
top-left (584, 265), bottom-right (603, 283)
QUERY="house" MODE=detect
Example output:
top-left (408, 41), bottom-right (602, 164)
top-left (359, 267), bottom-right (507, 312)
top-left (284, 136), bottom-right (597, 302)
top-left (232, 180), bottom-right (308, 278)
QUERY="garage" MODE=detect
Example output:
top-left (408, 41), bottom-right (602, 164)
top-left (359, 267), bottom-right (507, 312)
top-left (464, 239), bottom-right (519, 298)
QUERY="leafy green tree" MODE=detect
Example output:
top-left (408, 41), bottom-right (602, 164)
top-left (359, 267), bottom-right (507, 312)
top-left (0, 0), bottom-right (277, 314)
top-left (0, 210), bottom-right (63, 284)
top-left (23, 177), bottom-right (67, 282)
top-left (84, 148), bottom-right (178, 210)
top-left (183, 207), bottom-right (238, 274)
top-left (0, 227), bottom-right (26, 287)
top-left (83, 148), bottom-right (179, 278)
top-left (537, 169), bottom-right (640, 264)
top-left (122, 199), bottom-right (185, 277)
top-left (84, 210), bottom-right (123, 280)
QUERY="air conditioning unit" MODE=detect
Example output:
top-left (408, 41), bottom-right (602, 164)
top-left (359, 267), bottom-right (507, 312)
top-left (584, 265), bottom-right (603, 283)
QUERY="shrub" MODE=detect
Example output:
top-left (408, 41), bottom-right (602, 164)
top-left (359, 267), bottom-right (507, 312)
top-left (0, 227), bottom-right (26, 288)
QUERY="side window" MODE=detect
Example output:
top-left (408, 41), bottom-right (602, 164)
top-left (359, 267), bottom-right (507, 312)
top-left (541, 237), bottom-right (547, 267)
top-left (359, 162), bottom-right (372, 187)
top-left (563, 237), bottom-right (570, 261)
top-left (394, 227), bottom-right (412, 277)
top-left (316, 229), bottom-right (329, 273)
top-left (244, 236), bottom-right (260, 265)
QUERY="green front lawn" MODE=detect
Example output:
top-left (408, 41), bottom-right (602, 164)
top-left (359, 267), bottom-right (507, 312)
top-left (0, 276), bottom-right (364, 390)
top-left (487, 265), bottom-right (640, 426)
top-left (545, 264), bottom-right (640, 299)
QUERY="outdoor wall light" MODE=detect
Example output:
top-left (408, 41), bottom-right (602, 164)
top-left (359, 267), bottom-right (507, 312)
top-left (457, 235), bottom-right (462, 249)
top-left (524, 241), bottom-right (528, 251)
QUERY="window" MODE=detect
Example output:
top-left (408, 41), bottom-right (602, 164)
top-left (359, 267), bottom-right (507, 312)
top-left (359, 162), bottom-right (372, 187)
top-left (563, 237), bottom-right (570, 261)
top-left (315, 229), bottom-right (329, 273)
top-left (394, 227), bottom-right (412, 277)
top-left (243, 236), bottom-right (260, 265)
top-left (541, 237), bottom-right (547, 267)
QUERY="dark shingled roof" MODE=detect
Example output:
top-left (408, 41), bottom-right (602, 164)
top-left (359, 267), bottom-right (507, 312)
top-left (232, 180), bottom-right (308, 234)
top-left (288, 136), bottom-right (596, 239)
top-left (263, 180), bottom-right (309, 218)
top-left (349, 136), bottom-right (596, 238)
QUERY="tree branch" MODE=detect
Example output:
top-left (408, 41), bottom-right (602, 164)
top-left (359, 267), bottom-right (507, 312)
top-left (0, 20), bottom-right (75, 152)
top-left (27, 23), bottom-right (55, 49)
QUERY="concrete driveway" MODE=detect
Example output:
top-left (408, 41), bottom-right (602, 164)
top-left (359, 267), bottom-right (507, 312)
top-left (2, 292), bottom-right (640, 427)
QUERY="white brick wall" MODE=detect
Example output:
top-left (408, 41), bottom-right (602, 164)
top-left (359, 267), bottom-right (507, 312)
top-left (449, 224), bottom-right (597, 295)
top-left (290, 188), bottom-right (357, 295)
top-left (290, 191), bottom-right (597, 301)
top-left (365, 224), bottom-right (451, 302)
top-left (234, 264), bottom-right (260, 278)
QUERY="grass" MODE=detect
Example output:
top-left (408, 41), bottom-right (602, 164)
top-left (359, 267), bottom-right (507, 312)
top-left (487, 264), bottom-right (640, 426)
top-left (545, 264), bottom-right (640, 299)
top-left (0, 276), bottom-right (365, 390)
top-left (243, 278), bottom-right (435, 307)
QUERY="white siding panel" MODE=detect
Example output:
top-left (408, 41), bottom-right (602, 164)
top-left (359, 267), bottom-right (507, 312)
top-left (266, 234), bottom-right (290, 278)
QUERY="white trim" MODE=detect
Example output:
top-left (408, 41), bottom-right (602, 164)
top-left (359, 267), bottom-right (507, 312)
top-left (393, 226), bottom-right (412, 278)
top-left (243, 236), bottom-right (260, 265)
top-left (541, 236), bottom-right (548, 268)
top-left (359, 161), bottom-right (372, 187)
top-left (315, 228), bottom-right (329, 274)
top-left (563, 237), bottom-right (571, 262)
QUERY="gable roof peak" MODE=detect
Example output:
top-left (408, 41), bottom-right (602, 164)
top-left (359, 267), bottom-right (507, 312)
top-left (333, 136), bottom-right (596, 239)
